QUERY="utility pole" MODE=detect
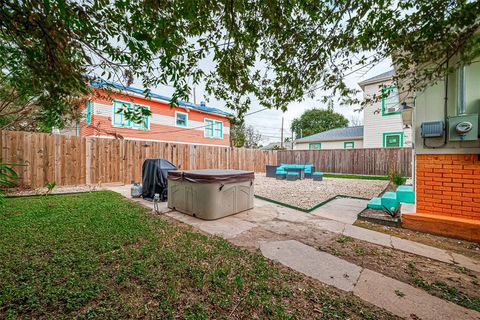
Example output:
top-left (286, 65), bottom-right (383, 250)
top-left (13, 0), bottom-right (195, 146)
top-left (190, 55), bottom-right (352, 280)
top-left (280, 116), bottom-right (284, 149)
top-left (193, 87), bottom-right (197, 104)
top-left (291, 130), bottom-right (294, 150)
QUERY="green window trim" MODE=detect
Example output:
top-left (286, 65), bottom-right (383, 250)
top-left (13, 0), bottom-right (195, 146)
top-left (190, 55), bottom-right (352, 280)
top-left (382, 132), bottom-right (404, 148)
top-left (113, 100), bottom-right (131, 127)
top-left (204, 118), bottom-right (223, 138)
top-left (381, 86), bottom-right (400, 116)
top-left (86, 100), bottom-right (92, 127)
top-left (175, 111), bottom-right (188, 127)
top-left (309, 143), bottom-right (322, 150)
top-left (132, 104), bottom-right (150, 130)
top-left (204, 119), bottom-right (214, 138)
top-left (214, 120), bottom-right (223, 138)
top-left (344, 141), bottom-right (355, 149)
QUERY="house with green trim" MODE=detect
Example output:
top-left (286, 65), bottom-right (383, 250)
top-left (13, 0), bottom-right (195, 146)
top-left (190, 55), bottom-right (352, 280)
top-left (294, 126), bottom-right (364, 150)
top-left (358, 70), bottom-right (412, 148)
top-left (294, 70), bottom-right (412, 150)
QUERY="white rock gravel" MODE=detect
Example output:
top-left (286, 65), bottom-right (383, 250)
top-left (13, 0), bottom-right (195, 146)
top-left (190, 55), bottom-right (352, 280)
top-left (254, 173), bottom-right (389, 209)
top-left (7, 185), bottom-right (101, 196)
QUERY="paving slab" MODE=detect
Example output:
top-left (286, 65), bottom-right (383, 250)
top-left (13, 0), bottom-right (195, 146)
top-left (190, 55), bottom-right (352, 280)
top-left (275, 207), bottom-right (313, 223)
top-left (310, 198), bottom-right (367, 224)
top-left (451, 253), bottom-right (480, 273)
top-left (391, 236), bottom-right (452, 264)
top-left (260, 240), bottom-right (362, 292)
top-left (323, 197), bottom-right (369, 209)
top-left (304, 219), bottom-right (346, 233)
top-left (311, 207), bottom-right (360, 224)
top-left (234, 206), bottom-right (280, 223)
top-left (343, 224), bottom-right (393, 247)
top-left (166, 211), bottom-right (256, 239)
top-left (354, 269), bottom-right (480, 320)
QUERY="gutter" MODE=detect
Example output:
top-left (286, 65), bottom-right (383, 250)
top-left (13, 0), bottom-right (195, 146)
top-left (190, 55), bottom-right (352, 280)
top-left (90, 81), bottom-right (234, 119)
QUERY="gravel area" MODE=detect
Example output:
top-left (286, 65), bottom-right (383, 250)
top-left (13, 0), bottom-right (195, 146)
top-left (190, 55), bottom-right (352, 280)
top-left (254, 173), bottom-right (389, 209)
top-left (6, 185), bottom-right (102, 196)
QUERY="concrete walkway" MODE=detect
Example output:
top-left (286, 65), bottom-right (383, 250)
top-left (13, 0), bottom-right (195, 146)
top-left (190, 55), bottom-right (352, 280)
top-left (108, 185), bottom-right (480, 273)
top-left (262, 240), bottom-right (480, 320)
top-left (107, 186), bottom-right (480, 319)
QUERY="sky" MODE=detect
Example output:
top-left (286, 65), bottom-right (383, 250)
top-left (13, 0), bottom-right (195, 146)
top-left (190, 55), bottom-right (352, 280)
top-left (129, 55), bottom-right (392, 146)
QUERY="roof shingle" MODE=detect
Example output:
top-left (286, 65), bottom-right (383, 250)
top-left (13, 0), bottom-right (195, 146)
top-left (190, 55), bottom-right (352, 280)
top-left (295, 126), bottom-right (364, 143)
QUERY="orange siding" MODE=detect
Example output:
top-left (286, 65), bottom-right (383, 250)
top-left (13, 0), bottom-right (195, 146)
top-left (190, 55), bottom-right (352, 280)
top-left (415, 154), bottom-right (480, 220)
top-left (82, 115), bottom-right (230, 146)
top-left (80, 89), bottom-right (230, 146)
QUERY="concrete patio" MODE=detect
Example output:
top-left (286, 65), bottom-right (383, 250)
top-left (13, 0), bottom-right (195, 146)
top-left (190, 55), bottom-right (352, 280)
top-left (107, 185), bottom-right (480, 320)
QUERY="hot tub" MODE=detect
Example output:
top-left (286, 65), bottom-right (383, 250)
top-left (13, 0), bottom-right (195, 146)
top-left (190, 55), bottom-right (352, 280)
top-left (167, 169), bottom-right (254, 220)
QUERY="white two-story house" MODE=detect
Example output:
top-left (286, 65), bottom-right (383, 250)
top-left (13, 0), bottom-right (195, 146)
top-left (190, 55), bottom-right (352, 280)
top-left (358, 70), bottom-right (412, 148)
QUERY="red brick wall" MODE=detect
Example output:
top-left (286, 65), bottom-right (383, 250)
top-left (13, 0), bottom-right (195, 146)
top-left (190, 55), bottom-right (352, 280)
top-left (416, 154), bottom-right (480, 220)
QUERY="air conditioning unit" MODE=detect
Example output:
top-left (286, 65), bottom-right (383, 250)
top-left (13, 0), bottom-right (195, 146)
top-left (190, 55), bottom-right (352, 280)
top-left (387, 107), bottom-right (398, 113)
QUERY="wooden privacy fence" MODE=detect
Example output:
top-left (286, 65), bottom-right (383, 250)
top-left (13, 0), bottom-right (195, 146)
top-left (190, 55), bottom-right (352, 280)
top-left (0, 131), bottom-right (277, 188)
top-left (277, 148), bottom-right (412, 177)
top-left (1, 130), bottom-right (412, 188)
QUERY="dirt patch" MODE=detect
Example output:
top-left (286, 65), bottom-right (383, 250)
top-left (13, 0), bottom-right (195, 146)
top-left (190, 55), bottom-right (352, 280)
top-left (254, 173), bottom-right (388, 209)
top-left (231, 221), bottom-right (480, 312)
top-left (354, 220), bottom-right (480, 261)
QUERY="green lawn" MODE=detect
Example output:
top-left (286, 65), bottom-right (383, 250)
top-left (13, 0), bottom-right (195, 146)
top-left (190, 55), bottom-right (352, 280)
top-left (0, 192), bottom-right (397, 319)
top-left (323, 173), bottom-right (390, 180)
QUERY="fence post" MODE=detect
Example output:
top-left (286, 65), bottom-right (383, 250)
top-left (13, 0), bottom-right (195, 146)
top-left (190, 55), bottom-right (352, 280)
top-left (85, 137), bottom-right (92, 185)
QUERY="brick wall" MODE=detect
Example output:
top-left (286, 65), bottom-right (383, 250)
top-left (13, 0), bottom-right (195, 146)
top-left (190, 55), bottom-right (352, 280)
top-left (416, 154), bottom-right (480, 220)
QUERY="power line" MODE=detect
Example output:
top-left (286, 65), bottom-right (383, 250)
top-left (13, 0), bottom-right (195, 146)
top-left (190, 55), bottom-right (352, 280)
top-left (106, 106), bottom-right (271, 136)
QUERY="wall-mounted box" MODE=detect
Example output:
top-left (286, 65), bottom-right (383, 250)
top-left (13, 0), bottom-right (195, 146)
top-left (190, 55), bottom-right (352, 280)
top-left (421, 121), bottom-right (444, 138)
top-left (448, 114), bottom-right (478, 141)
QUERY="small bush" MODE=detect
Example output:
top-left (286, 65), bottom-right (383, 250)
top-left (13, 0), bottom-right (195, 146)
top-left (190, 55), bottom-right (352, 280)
top-left (387, 163), bottom-right (406, 186)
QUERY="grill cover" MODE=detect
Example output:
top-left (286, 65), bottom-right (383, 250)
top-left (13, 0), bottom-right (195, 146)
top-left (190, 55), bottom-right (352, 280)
top-left (142, 159), bottom-right (177, 201)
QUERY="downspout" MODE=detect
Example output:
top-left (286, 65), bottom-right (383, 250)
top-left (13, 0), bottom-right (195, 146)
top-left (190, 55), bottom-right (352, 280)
top-left (423, 54), bottom-right (449, 149)
top-left (443, 56), bottom-right (449, 146)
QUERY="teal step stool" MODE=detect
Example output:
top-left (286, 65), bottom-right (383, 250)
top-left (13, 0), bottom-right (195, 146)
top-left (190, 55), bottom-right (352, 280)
top-left (381, 192), bottom-right (400, 211)
top-left (396, 185), bottom-right (415, 204)
top-left (367, 197), bottom-right (383, 210)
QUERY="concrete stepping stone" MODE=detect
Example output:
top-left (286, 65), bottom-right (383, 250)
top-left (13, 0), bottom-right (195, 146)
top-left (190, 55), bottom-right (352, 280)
top-left (343, 224), bottom-right (392, 247)
top-left (166, 211), bottom-right (255, 239)
top-left (390, 237), bottom-right (452, 264)
top-left (451, 253), bottom-right (480, 273)
top-left (260, 240), bottom-right (362, 292)
top-left (354, 269), bottom-right (480, 320)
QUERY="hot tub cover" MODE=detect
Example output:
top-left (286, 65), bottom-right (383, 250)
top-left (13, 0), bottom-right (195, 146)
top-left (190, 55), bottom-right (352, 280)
top-left (168, 169), bottom-right (254, 184)
top-left (142, 159), bottom-right (177, 201)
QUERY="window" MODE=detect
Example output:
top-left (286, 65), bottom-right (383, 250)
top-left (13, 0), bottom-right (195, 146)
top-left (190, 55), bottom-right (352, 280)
top-left (112, 100), bottom-right (150, 130)
top-left (381, 86), bottom-right (400, 116)
top-left (175, 111), bottom-right (188, 127)
top-left (85, 100), bottom-right (92, 127)
top-left (344, 141), bottom-right (355, 149)
top-left (113, 100), bottom-right (131, 127)
top-left (383, 132), bottom-right (404, 148)
top-left (214, 121), bottom-right (223, 138)
top-left (309, 143), bottom-right (321, 150)
top-left (204, 119), bottom-right (223, 138)
top-left (204, 119), bottom-right (214, 138)
top-left (132, 105), bottom-right (150, 130)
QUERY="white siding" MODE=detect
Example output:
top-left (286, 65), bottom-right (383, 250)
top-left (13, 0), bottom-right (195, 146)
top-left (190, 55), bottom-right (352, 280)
top-left (93, 102), bottom-right (230, 134)
top-left (362, 81), bottom-right (412, 148)
top-left (295, 139), bottom-right (363, 150)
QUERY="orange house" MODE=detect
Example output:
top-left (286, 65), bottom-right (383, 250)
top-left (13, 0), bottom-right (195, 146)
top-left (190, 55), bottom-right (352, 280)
top-left (80, 80), bottom-right (232, 147)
